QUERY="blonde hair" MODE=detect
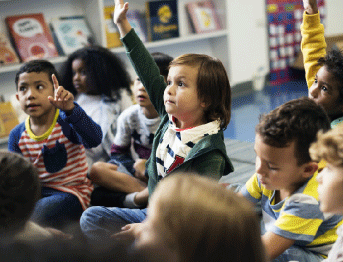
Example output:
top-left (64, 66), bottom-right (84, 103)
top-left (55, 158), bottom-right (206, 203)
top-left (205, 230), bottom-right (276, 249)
top-left (310, 124), bottom-right (343, 166)
top-left (149, 174), bottom-right (266, 262)
top-left (170, 54), bottom-right (231, 129)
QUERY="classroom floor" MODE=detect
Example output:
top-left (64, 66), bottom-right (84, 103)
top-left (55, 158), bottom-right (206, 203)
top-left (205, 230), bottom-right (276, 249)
top-left (219, 78), bottom-right (308, 185)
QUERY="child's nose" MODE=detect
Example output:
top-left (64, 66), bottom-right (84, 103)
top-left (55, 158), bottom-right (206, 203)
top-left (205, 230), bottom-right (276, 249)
top-left (255, 157), bottom-right (266, 176)
top-left (27, 87), bottom-right (36, 98)
top-left (309, 85), bottom-right (319, 98)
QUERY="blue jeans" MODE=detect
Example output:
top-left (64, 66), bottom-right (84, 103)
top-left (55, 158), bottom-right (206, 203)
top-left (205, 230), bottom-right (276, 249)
top-left (273, 245), bottom-right (323, 262)
top-left (80, 206), bottom-right (148, 241)
top-left (30, 187), bottom-right (83, 230)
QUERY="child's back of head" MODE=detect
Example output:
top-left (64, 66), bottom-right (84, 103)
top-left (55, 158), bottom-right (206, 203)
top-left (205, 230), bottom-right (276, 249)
top-left (137, 174), bottom-right (266, 262)
top-left (170, 54), bottom-right (231, 129)
top-left (60, 45), bottom-right (132, 99)
top-left (0, 150), bottom-right (40, 236)
top-left (256, 96), bottom-right (330, 165)
top-left (151, 52), bottom-right (173, 80)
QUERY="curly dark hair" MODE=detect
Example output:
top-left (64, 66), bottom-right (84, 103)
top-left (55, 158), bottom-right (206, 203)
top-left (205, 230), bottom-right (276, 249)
top-left (256, 97), bottom-right (330, 165)
top-left (318, 50), bottom-right (343, 103)
top-left (15, 60), bottom-right (60, 90)
top-left (0, 151), bottom-right (40, 235)
top-left (59, 45), bottom-right (132, 100)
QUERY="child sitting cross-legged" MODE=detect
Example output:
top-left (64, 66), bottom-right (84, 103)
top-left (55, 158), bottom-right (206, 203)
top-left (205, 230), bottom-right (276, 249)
top-left (80, 0), bottom-right (234, 240)
top-left (8, 60), bottom-right (102, 231)
top-left (89, 52), bottom-right (173, 208)
top-left (239, 97), bottom-right (343, 262)
top-left (309, 124), bottom-right (343, 261)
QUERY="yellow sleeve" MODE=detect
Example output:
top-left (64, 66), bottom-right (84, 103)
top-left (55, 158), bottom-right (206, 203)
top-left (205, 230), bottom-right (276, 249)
top-left (301, 12), bottom-right (326, 89)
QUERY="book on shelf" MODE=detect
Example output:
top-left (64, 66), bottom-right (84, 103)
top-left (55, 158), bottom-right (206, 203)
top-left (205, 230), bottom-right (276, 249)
top-left (103, 5), bottom-right (122, 48)
top-left (127, 9), bottom-right (148, 43)
top-left (145, 0), bottom-right (179, 42)
top-left (0, 32), bottom-right (20, 65)
top-left (0, 101), bottom-right (19, 138)
top-left (5, 13), bottom-right (59, 62)
top-left (50, 16), bottom-right (94, 55)
top-left (186, 1), bottom-right (221, 34)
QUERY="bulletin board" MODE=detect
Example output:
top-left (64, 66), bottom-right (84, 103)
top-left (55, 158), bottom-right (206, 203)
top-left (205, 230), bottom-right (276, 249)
top-left (266, 0), bottom-right (325, 85)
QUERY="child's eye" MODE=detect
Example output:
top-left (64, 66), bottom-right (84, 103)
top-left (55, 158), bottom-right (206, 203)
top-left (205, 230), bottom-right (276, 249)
top-left (178, 82), bottom-right (185, 87)
top-left (81, 70), bottom-right (87, 76)
top-left (37, 85), bottom-right (44, 90)
top-left (314, 78), bottom-right (318, 84)
top-left (321, 86), bottom-right (328, 92)
top-left (19, 86), bottom-right (26, 92)
top-left (167, 81), bottom-right (172, 86)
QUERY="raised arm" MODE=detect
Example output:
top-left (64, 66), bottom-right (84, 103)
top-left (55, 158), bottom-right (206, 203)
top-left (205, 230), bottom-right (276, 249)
top-left (301, 0), bottom-right (326, 88)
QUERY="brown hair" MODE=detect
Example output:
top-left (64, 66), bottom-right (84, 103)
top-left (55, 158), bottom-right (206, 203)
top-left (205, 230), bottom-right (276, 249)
top-left (149, 174), bottom-right (266, 262)
top-left (256, 97), bottom-right (330, 166)
top-left (310, 124), bottom-right (343, 166)
top-left (170, 54), bottom-right (231, 129)
top-left (0, 151), bottom-right (41, 235)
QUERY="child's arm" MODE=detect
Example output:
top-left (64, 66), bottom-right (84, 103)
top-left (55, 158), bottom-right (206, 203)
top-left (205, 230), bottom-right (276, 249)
top-left (301, 0), bottom-right (326, 88)
top-left (51, 75), bottom-right (103, 148)
top-left (113, 0), bottom-right (167, 115)
top-left (262, 232), bottom-right (295, 260)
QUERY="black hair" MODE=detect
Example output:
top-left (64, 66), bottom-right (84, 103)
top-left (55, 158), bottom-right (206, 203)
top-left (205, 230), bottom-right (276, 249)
top-left (151, 52), bottom-right (173, 78)
top-left (60, 45), bottom-right (132, 100)
top-left (318, 50), bottom-right (343, 103)
top-left (15, 60), bottom-right (60, 89)
top-left (0, 151), bottom-right (40, 235)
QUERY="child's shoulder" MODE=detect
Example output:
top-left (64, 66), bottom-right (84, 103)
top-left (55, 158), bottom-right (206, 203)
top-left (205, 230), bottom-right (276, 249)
top-left (9, 121), bottom-right (26, 137)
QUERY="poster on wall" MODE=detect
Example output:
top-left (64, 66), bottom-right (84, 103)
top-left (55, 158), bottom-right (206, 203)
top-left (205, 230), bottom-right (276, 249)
top-left (266, 0), bottom-right (325, 85)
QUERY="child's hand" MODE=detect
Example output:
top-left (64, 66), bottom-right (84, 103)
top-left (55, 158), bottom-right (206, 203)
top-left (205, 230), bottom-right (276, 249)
top-left (111, 223), bottom-right (143, 243)
top-left (113, 0), bottom-right (132, 37)
top-left (48, 74), bottom-right (75, 113)
top-left (113, 0), bottom-right (129, 25)
top-left (134, 159), bottom-right (148, 183)
top-left (303, 0), bottom-right (318, 14)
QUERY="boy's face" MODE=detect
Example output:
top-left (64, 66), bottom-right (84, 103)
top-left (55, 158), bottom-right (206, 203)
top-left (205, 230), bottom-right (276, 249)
top-left (254, 134), bottom-right (309, 196)
top-left (133, 77), bottom-right (154, 108)
top-left (16, 72), bottom-right (55, 119)
top-left (72, 58), bottom-right (89, 94)
top-left (164, 65), bottom-right (206, 127)
top-left (309, 66), bottom-right (343, 117)
top-left (317, 163), bottom-right (343, 214)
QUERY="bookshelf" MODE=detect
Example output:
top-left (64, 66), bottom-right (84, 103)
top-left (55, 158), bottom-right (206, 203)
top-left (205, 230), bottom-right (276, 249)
top-left (0, 0), bottom-right (270, 146)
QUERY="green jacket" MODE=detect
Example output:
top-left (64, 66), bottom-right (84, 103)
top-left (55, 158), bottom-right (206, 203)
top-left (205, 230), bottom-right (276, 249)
top-left (122, 29), bottom-right (234, 195)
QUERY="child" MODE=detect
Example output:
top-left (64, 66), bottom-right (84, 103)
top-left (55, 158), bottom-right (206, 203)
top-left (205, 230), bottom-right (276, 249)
top-left (301, 0), bottom-right (343, 127)
top-left (8, 60), bottom-right (102, 230)
top-left (80, 0), bottom-right (234, 239)
top-left (132, 173), bottom-right (266, 262)
top-left (240, 97), bottom-right (343, 261)
top-left (0, 150), bottom-right (52, 242)
top-left (310, 124), bottom-right (343, 261)
top-left (60, 45), bottom-right (133, 166)
top-left (89, 52), bottom-right (173, 207)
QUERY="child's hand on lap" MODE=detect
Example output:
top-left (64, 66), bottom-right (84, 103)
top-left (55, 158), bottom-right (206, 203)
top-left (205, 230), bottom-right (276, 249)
top-left (48, 74), bottom-right (75, 113)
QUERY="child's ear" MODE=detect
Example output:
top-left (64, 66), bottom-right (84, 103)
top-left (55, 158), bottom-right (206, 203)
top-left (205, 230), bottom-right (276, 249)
top-left (15, 93), bottom-right (19, 101)
top-left (302, 161), bottom-right (318, 178)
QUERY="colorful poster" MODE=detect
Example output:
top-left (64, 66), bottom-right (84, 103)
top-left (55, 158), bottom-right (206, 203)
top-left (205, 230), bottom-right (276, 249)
top-left (266, 0), bottom-right (325, 85)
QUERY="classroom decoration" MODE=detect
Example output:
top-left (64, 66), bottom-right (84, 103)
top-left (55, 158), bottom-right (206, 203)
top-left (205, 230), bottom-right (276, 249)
top-left (0, 33), bottom-right (20, 65)
top-left (266, 0), bottom-right (325, 85)
top-left (50, 16), bottom-right (94, 55)
top-left (0, 101), bottom-right (19, 138)
top-left (103, 5), bottom-right (122, 48)
top-left (5, 13), bottom-right (59, 62)
top-left (146, 0), bottom-right (179, 41)
top-left (186, 1), bottom-right (221, 34)
top-left (127, 9), bottom-right (148, 43)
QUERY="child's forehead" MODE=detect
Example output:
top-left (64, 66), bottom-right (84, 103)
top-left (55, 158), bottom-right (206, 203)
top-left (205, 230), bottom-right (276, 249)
top-left (18, 71), bottom-right (52, 84)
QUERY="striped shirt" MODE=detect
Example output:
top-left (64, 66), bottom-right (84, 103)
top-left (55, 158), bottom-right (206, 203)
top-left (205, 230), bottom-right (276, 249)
top-left (241, 173), bottom-right (343, 257)
top-left (8, 104), bottom-right (102, 210)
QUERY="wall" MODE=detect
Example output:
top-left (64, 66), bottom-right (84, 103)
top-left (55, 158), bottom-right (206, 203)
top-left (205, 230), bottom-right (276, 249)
top-left (325, 0), bottom-right (343, 36)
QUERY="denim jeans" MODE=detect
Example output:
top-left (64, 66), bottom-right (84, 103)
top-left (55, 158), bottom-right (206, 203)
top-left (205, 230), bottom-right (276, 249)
top-left (273, 245), bottom-right (324, 262)
top-left (30, 187), bottom-right (83, 230)
top-left (80, 206), bottom-right (148, 241)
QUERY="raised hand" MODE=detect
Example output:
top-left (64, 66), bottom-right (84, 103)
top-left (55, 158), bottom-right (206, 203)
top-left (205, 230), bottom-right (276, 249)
top-left (303, 0), bottom-right (318, 14)
top-left (48, 74), bottom-right (75, 113)
top-left (113, 0), bottom-right (132, 37)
